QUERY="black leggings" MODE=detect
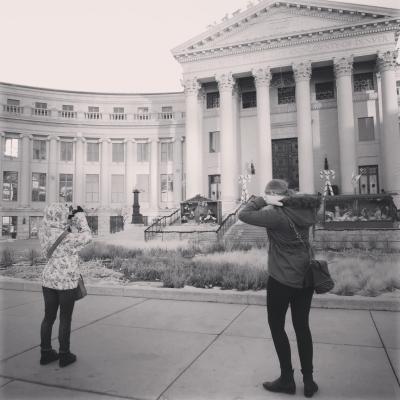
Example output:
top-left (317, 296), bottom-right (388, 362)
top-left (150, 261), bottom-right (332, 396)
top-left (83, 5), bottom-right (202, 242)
top-left (40, 287), bottom-right (76, 353)
top-left (267, 276), bottom-right (314, 376)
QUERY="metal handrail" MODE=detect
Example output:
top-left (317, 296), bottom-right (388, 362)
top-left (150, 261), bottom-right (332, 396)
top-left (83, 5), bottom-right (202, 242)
top-left (216, 195), bottom-right (255, 241)
top-left (144, 207), bottom-right (181, 241)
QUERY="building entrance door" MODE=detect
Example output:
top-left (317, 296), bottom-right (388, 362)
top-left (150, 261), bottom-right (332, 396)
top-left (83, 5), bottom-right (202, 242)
top-left (272, 138), bottom-right (299, 190)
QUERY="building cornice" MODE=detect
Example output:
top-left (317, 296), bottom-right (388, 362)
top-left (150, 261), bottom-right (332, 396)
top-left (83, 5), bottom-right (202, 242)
top-left (174, 21), bottom-right (400, 64)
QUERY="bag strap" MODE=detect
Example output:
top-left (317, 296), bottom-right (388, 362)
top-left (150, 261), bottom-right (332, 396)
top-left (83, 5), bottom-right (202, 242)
top-left (47, 230), bottom-right (69, 259)
top-left (284, 213), bottom-right (314, 260)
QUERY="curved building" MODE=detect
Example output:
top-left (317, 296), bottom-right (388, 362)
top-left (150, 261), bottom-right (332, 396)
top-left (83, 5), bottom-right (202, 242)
top-left (1, 0), bottom-right (400, 238)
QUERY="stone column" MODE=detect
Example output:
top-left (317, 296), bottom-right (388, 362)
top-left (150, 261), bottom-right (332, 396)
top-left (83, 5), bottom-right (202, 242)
top-left (20, 133), bottom-right (31, 207)
top-left (377, 50), bottom-right (400, 192)
top-left (292, 61), bottom-right (315, 194)
top-left (334, 55), bottom-right (357, 194)
top-left (232, 84), bottom-right (241, 196)
top-left (173, 138), bottom-right (183, 204)
top-left (252, 67), bottom-right (273, 193)
top-left (150, 139), bottom-right (159, 211)
top-left (125, 139), bottom-right (135, 205)
top-left (216, 72), bottom-right (238, 210)
top-left (74, 134), bottom-right (84, 206)
top-left (100, 138), bottom-right (110, 208)
top-left (183, 77), bottom-right (202, 199)
top-left (0, 132), bottom-right (4, 174)
top-left (48, 136), bottom-right (59, 203)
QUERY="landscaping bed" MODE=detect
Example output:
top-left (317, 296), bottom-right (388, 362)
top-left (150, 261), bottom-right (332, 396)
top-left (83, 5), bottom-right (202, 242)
top-left (1, 240), bottom-right (399, 298)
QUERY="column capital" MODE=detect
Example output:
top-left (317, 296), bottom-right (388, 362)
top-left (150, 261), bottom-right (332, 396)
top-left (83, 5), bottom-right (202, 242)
top-left (377, 50), bottom-right (398, 73)
top-left (215, 72), bottom-right (235, 92)
top-left (46, 135), bottom-right (59, 142)
top-left (292, 61), bottom-right (312, 82)
top-left (20, 133), bottom-right (33, 140)
top-left (252, 67), bottom-right (272, 87)
top-left (99, 138), bottom-right (111, 144)
top-left (182, 77), bottom-right (201, 95)
top-left (333, 55), bottom-right (354, 78)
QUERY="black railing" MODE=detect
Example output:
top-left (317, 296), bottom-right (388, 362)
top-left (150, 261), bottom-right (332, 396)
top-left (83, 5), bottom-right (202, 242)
top-left (144, 208), bottom-right (181, 241)
top-left (216, 196), bottom-right (255, 242)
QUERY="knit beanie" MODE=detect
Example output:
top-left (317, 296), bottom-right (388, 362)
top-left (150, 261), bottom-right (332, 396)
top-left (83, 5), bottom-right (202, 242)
top-left (264, 179), bottom-right (289, 195)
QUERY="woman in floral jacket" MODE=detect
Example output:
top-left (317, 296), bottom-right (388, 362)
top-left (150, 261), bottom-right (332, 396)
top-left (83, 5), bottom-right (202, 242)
top-left (38, 203), bottom-right (92, 367)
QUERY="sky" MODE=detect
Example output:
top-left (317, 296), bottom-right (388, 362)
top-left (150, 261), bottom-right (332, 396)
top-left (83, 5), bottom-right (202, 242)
top-left (0, 0), bottom-right (399, 93)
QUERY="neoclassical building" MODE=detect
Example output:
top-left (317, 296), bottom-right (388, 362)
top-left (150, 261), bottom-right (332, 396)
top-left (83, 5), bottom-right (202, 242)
top-left (1, 0), bottom-right (400, 238)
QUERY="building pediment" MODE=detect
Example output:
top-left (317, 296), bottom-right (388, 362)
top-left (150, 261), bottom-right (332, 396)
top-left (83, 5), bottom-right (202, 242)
top-left (172, 0), bottom-right (400, 63)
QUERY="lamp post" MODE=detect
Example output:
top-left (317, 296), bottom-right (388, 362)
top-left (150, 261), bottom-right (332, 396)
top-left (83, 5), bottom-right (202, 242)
top-left (131, 189), bottom-right (143, 224)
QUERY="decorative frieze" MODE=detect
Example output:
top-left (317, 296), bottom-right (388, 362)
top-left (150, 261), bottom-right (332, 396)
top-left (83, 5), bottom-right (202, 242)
top-left (377, 50), bottom-right (399, 72)
top-left (252, 67), bottom-right (272, 87)
top-left (215, 72), bottom-right (235, 92)
top-left (182, 77), bottom-right (201, 95)
top-left (292, 61), bottom-right (312, 82)
top-left (333, 55), bottom-right (354, 78)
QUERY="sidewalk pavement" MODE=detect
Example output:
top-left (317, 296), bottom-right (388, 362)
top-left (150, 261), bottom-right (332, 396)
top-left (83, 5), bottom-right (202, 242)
top-left (0, 289), bottom-right (399, 400)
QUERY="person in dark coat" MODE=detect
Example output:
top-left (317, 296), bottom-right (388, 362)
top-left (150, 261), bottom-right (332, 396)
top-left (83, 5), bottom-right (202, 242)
top-left (238, 179), bottom-right (321, 398)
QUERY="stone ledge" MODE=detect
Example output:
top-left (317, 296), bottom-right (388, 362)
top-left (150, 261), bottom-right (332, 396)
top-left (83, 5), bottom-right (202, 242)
top-left (0, 278), bottom-right (398, 311)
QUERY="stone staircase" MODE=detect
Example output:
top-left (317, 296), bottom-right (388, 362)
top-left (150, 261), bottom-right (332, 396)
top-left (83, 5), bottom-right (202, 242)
top-left (223, 220), bottom-right (268, 247)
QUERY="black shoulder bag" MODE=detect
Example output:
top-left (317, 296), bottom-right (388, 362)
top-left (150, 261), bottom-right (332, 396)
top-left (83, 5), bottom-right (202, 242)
top-left (287, 218), bottom-right (334, 294)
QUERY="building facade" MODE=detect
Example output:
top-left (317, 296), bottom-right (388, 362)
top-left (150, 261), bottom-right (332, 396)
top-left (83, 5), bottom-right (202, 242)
top-left (1, 0), bottom-right (400, 238)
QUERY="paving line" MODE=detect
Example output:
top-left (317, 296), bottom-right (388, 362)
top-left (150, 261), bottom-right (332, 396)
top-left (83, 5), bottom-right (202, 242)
top-left (369, 310), bottom-right (400, 387)
top-left (156, 304), bottom-right (250, 400)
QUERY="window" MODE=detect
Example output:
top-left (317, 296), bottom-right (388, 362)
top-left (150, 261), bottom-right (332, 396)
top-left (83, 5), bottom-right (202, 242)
top-left (397, 81), bottom-right (400, 96)
top-left (4, 137), bottom-right (19, 158)
top-left (353, 72), bottom-right (374, 92)
top-left (358, 117), bottom-right (375, 141)
top-left (59, 174), bottom-right (73, 202)
top-left (209, 131), bottom-right (220, 153)
top-left (88, 106), bottom-right (99, 113)
top-left (110, 216), bottom-right (124, 233)
top-left (160, 142), bottom-right (173, 162)
top-left (6, 99), bottom-right (21, 113)
top-left (32, 173), bottom-right (46, 201)
top-left (160, 174), bottom-right (174, 202)
top-left (161, 106), bottom-right (173, 119)
top-left (206, 92), bottom-right (220, 109)
top-left (242, 91), bottom-right (257, 108)
top-left (86, 216), bottom-right (98, 236)
top-left (112, 142), bottom-right (124, 162)
top-left (2, 171), bottom-right (18, 201)
top-left (111, 174), bottom-right (124, 203)
top-left (61, 105), bottom-right (75, 118)
top-left (137, 107), bottom-right (149, 120)
top-left (113, 107), bottom-right (124, 114)
top-left (137, 143), bottom-right (150, 162)
top-left (2, 216), bottom-right (17, 237)
top-left (60, 141), bottom-right (73, 161)
top-left (209, 175), bottom-right (221, 200)
top-left (85, 174), bottom-right (99, 202)
top-left (87, 106), bottom-right (101, 119)
top-left (34, 102), bottom-right (48, 116)
top-left (278, 86), bottom-right (295, 104)
top-left (136, 174), bottom-right (149, 202)
top-left (29, 216), bottom-right (42, 238)
top-left (112, 107), bottom-right (126, 120)
top-left (359, 165), bottom-right (379, 194)
top-left (315, 82), bottom-right (335, 100)
top-left (32, 139), bottom-right (46, 160)
top-left (86, 142), bottom-right (99, 162)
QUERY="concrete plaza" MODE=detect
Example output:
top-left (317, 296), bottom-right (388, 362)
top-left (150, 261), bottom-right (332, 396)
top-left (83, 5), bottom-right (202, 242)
top-left (0, 288), bottom-right (399, 400)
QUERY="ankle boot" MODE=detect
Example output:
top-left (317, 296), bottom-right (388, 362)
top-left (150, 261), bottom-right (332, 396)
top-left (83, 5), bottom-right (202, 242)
top-left (40, 349), bottom-right (59, 365)
top-left (263, 369), bottom-right (296, 394)
top-left (303, 374), bottom-right (318, 398)
top-left (59, 352), bottom-right (77, 368)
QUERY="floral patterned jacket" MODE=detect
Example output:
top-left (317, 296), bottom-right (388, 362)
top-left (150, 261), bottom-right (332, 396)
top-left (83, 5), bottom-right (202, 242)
top-left (38, 203), bottom-right (92, 290)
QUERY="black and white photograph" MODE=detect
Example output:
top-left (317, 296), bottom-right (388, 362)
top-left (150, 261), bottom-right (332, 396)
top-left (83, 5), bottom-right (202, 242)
top-left (0, 0), bottom-right (399, 398)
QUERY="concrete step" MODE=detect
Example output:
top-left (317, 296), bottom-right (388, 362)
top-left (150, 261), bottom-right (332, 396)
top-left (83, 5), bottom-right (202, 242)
top-left (224, 221), bottom-right (268, 247)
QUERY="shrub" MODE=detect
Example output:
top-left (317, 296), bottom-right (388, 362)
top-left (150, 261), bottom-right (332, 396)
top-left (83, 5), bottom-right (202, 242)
top-left (0, 248), bottom-right (15, 268)
top-left (27, 249), bottom-right (41, 266)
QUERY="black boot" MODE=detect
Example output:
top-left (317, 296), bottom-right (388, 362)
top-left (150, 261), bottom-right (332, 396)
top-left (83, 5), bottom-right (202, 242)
top-left (303, 374), bottom-right (318, 398)
top-left (263, 369), bottom-right (296, 395)
top-left (59, 352), bottom-right (77, 368)
top-left (40, 349), bottom-right (59, 365)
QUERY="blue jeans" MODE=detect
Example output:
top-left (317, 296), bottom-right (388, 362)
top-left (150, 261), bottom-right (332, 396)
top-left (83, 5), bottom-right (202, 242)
top-left (40, 286), bottom-right (76, 353)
